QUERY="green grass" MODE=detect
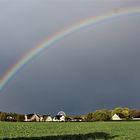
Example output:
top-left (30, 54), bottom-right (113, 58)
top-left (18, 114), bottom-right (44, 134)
top-left (0, 122), bottom-right (140, 140)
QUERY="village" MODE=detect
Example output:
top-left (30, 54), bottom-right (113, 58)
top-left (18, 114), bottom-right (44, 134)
top-left (24, 111), bottom-right (140, 122)
top-left (1, 107), bottom-right (140, 122)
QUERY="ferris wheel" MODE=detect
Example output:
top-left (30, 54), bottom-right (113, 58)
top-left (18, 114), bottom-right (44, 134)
top-left (57, 111), bottom-right (66, 116)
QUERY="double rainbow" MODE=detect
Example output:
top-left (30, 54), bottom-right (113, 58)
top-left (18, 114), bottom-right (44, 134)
top-left (0, 6), bottom-right (140, 91)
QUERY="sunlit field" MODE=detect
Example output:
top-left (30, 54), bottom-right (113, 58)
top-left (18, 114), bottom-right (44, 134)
top-left (0, 122), bottom-right (140, 140)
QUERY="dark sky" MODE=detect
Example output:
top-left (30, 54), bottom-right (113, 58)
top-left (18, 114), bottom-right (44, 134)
top-left (0, 0), bottom-right (140, 116)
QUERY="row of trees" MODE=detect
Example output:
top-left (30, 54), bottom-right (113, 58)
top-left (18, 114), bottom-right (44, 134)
top-left (85, 107), bottom-right (140, 121)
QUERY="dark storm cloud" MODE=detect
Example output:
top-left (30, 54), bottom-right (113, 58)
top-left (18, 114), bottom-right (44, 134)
top-left (0, 0), bottom-right (140, 115)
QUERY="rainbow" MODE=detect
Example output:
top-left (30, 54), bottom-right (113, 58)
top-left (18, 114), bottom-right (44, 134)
top-left (0, 6), bottom-right (140, 91)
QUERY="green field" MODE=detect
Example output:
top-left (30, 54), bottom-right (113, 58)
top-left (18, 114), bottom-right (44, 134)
top-left (0, 122), bottom-right (140, 140)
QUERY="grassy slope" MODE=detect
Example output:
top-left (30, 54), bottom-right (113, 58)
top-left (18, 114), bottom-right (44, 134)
top-left (0, 122), bottom-right (140, 140)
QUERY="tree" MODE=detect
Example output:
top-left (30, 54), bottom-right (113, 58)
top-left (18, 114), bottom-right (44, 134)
top-left (92, 110), bottom-right (111, 121)
top-left (0, 112), bottom-right (7, 121)
top-left (111, 107), bottom-right (130, 118)
top-left (16, 114), bottom-right (25, 122)
top-left (129, 109), bottom-right (140, 118)
top-left (86, 112), bottom-right (94, 121)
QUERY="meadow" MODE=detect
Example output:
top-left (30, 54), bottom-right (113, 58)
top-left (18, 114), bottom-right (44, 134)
top-left (0, 122), bottom-right (140, 140)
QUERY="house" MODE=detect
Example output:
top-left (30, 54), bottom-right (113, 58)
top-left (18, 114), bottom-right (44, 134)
top-left (43, 115), bottom-right (53, 122)
top-left (53, 115), bottom-right (65, 122)
top-left (6, 115), bottom-right (15, 122)
top-left (132, 116), bottom-right (140, 120)
top-left (46, 116), bottom-right (53, 122)
top-left (52, 111), bottom-right (66, 122)
top-left (73, 116), bottom-right (84, 122)
top-left (112, 113), bottom-right (127, 121)
top-left (112, 114), bottom-right (122, 120)
top-left (132, 115), bottom-right (140, 120)
top-left (24, 114), bottom-right (40, 122)
top-left (39, 116), bottom-right (44, 122)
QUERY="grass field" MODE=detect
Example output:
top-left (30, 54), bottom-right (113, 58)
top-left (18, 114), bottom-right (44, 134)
top-left (0, 122), bottom-right (140, 140)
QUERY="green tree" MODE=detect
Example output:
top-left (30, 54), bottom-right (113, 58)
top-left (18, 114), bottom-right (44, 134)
top-left (86, 112), bottom-right (94, 121)
top-left (92, 110), bottom-right (111, 121)
top-left (0, 112), bottom-right (7, 121)
top-left (111, 107), bottom-right (130, 118)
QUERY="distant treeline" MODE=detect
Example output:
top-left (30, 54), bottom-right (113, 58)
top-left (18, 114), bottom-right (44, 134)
top-left (0, 112), bottom-right (25, 122)
top-left (0, 107), bottom-right (140, 122)
top-left (85, 107), bottom-right (140, 121)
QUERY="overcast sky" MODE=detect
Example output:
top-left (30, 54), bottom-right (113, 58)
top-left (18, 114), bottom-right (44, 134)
top-left (0, 0), bottom-right (140, 116)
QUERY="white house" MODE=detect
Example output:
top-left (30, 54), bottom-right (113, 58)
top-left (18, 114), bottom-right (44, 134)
top-left (112, 114), bottom-right (122, 121)
top-left (6, 116), bottom-right (15, 122)
top-left (39, 116), bottom-right (44, 122)
top-left (24, 114), bottom-right (40, 122)
top-left (132, 115), bottom-right (140, 120)
top-left (45, 116), bottom-right (53, 122)
top-left (52, 111), bottom-right (66, 122)
top-left (132, 117), bottom-right (140, 120)
top-left (53, 115), bottom-right (65, 122)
